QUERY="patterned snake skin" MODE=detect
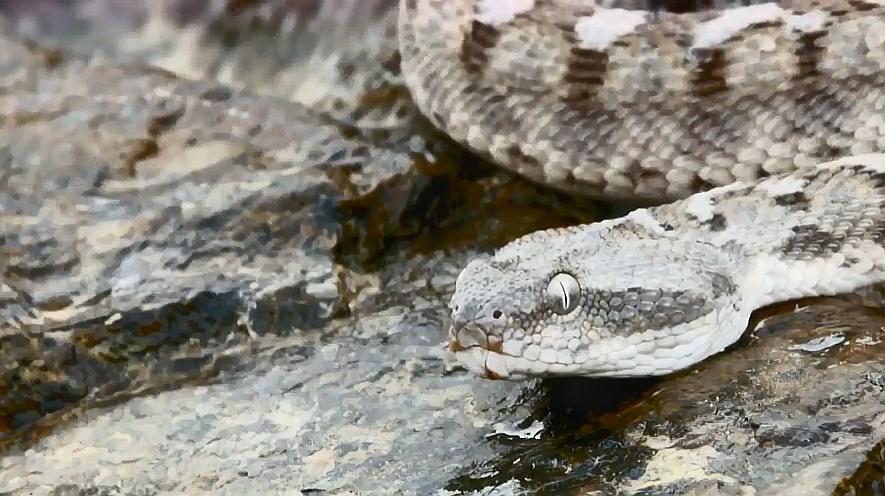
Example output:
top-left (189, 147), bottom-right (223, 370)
top-left (400, 0), bottom-right (885, 199)
top-left (397, 0), bottom-right (885, 378)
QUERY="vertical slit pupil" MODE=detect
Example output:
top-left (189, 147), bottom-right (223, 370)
top-left (559, 280), bottom-right (569, 309)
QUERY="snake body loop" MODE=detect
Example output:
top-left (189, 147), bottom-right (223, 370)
top-left (398, 0), bottom-right (885, 378)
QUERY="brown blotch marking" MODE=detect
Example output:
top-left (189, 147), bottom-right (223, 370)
top-left (448, 339), bottom-right (466, 352)
top-left (794, 31), bottom-right (827, 79)
top-left (833, 438), bottom-right (885, 494)
top-left (623, 159), bottom-right (668, 191)
top-left (460, 20), bottom-right (501, 75)
top-left (845, 164), bottom-right (885, 188)
top-left (484, 337), bottom-right (504, 379)
top-left (648, 0), bottom-right (716, 13)
top-left (585, 287), bottom-right (717, 334)
top-left (226, 0), bottom-right (260, 14)
top-left (801, 164), bottom-right (840, 186)
top-left (483, 366), bottom-right (504, 380)
top-left (746, 20), bottom-right (785, 33)
top-left (431, 111), bottom-right (445, 128)
top-left (121, 138), bottom-right (160, 177)
top-left (37, 295), bottom-right (73, 311)
top-left (690, 48), bottom-right (729, 97)
top-left (199, 86), bottom-right (232, 102)
top-left (841, 256), bottom-right (861, 268)
top-left (506, 145), bottom-right (542, 170)
top-left (782, 224), bottom-right (845, 257)
top-left (719, 184), bottom-right (755, 201)
top-left (22, 39), bottom-right (65, 69)
top-left (774, 191), bottom-right (810, 209)
top-left (381, 50), bottom-right (402, 75)
top-left (147, 106), bottom-right (185, 138)
top-left (831, 139), bottom-right (856, 157)
top-left (802, 169), bottom-right (823, 183)
top-left (555, 19), bottom-right (579, 34)
top-left (561, 46), bottom-right (609, 103)
top-left (849, 0), bottom-right (880, 11)
top-left (791, 84), bottom-right (850, 158)
top-left (690, 173), bottom-right (716, 192)
top-left (868, 171), bottom-right (885, 188)
top-left (702, 213), bottom-right (727, 231)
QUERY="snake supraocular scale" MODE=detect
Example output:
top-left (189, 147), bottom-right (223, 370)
top-left (397, 0), bottom-right (885, 378)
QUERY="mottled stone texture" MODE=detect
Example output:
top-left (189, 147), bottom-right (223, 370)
top-left (0, 1), bottom-right (883, 495)
top-left (0, 0), bottom-right (453, 455)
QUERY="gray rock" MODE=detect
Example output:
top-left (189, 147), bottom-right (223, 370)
top-left (0, 11), bottom-right (445, 452)
top-left (0, 2), bottom-right (882, 495)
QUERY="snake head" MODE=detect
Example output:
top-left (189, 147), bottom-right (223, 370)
top-left (448, 256), bottom-right (545, 380)
top-left (448, 216), bottom-right (748, 379)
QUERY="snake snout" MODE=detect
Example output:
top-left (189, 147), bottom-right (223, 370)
top-left (447, 323), bottom-right (486, 352)
top-left (447, 323), bottom-right (510, 380)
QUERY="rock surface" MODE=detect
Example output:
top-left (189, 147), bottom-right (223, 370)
top-left (0, 1), bottom-right (883, 495)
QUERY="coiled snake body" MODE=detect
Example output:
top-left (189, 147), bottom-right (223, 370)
top-left (398, 0), bottom-right (885, 378)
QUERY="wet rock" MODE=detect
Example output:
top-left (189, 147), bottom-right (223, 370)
top-left (1, 1), bottom-right (884, 495)
top-left (0, 16), bottom-right (424, 448)
top-left (444, 299), bottom-right (885, 495)
top-left (0, 7), bottom-right (598, 456)
top-left (2, 258), bottom-right (885, 495)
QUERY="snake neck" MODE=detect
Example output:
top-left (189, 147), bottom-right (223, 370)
top-left (647, 157), bottom-right (885, 313)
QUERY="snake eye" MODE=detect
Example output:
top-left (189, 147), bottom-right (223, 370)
top-left (546, 272), bottom-right (580, 315)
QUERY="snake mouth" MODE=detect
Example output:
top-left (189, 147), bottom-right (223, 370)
top-left (447, 324), bottom-right (515, 380)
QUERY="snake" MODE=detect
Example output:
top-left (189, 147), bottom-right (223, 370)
top-left (396, 0), bottom-right (885, 378)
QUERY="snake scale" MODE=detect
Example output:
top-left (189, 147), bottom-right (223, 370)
top-left (396, 0), bottom-right (885, 378)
